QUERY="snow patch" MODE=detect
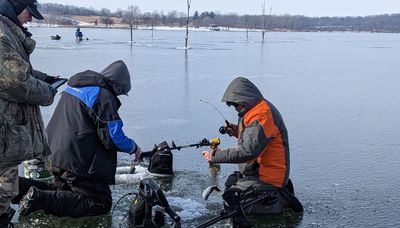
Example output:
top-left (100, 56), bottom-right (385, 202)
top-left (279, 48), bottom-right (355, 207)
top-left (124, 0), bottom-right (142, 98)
top-left (167, 196), bottom-right (206, 220)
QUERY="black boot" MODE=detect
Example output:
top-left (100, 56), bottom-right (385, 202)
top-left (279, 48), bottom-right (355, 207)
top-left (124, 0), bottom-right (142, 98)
top-left (19, 186), bottom-right (43, 216)
top-left (0, 207), bottom-right (15, 228)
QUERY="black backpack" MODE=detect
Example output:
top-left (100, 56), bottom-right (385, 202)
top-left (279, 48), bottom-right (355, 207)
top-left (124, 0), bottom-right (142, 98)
top-left (128, 178), bottom-right (181, 228)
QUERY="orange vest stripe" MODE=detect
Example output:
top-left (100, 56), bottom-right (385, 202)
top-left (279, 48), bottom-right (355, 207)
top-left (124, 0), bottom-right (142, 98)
top-left (243, 100), bottom-right (287, 188)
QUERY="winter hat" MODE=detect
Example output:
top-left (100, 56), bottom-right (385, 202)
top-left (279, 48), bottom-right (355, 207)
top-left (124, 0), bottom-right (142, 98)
top-left (10, 0), bottom-right (44, 20)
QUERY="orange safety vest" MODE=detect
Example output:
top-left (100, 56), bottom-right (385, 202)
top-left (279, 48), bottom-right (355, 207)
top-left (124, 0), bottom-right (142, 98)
top-left (241, 100), bottom-right (288, 188)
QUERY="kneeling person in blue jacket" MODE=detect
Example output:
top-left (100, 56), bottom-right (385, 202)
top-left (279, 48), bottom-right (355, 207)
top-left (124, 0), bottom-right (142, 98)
top-left (13, 60), bottom-right (142, 217)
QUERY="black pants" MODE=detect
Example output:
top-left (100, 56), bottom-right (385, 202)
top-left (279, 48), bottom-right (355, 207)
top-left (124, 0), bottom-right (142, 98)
top-left (12, 177), bottom-right (112, 218)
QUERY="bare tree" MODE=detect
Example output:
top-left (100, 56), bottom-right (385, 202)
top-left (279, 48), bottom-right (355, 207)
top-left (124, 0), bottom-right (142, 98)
top-left (267, 6), bottom-right (273, 31)
top-left (167, 10), bottom-right (178, 26)
top-left (115, 8), bottom-right (124, 18)
top-left (151, 10), bottom-right (159, 39)
top-left (184, 0), bottom-right (192, 48)
top-left (262, 1), bottom-right (273, 43)
top-left (245, 15), bottom-right (249, 41)
top-left (124, 5), bottom-right (141, 42)
top-left (100, 8), bottom-right (111, 28)
top-left (261, 1), bottom-right (266, 42)
top-left (100, 16), bottom-right (113, 27)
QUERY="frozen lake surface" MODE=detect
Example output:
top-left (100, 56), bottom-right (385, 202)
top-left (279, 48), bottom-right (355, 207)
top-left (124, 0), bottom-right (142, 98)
top-left (13, 27), bottom-right (400, 227)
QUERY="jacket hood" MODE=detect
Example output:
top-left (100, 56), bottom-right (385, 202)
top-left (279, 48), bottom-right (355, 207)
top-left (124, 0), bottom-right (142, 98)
top-left (67, 70), bottom-right (103, 88)
top-left (68, 60), bottom-right (131, 96)
top-left (0, 0), bottom-right (32, 37)
top-left (221, 77), bottom-right (264, 114)
top-left (100, 60), bottom-right (131, 96)
top-left (0, 0), bottom-right (20, 26)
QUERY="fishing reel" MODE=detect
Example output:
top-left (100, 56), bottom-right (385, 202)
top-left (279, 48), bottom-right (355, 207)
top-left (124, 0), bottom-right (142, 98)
top-left (219, 120), bottom-right (234, 135)
top-left (219, 126), bottom-right (228, 135)
top-left (194, 138), bottom-right (221, 149)
top-left (208, 138), bottom-right (221, 150)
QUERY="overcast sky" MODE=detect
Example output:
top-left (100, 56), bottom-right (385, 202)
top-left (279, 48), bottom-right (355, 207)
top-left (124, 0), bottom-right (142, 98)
top-left (41, 0), bottom-right (399, 17)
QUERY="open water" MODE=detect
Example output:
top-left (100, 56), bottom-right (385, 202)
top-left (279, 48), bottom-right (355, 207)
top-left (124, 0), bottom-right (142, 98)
top-left (12, 27), bottom-right (400, 227)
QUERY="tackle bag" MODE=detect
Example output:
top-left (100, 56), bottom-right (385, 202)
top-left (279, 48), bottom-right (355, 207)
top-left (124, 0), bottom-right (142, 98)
top-left (147, 141), bottom-right (173, 177)
top-left (223, 173), bottom-right (303, 215)
top-left (128, 178), bottom-right (180, 228)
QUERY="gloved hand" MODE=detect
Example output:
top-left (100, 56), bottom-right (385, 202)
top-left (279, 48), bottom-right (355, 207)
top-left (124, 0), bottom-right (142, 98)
top-left (44, 75), bottom-right (60, 84)
top-left (225, 121), bottom-right (238, 137)
top-left (133, 145), bottom-right (142, 162)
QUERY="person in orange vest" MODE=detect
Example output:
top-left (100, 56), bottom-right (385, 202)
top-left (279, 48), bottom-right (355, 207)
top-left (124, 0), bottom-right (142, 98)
top-left (202, 77), bottom-right (302, 214)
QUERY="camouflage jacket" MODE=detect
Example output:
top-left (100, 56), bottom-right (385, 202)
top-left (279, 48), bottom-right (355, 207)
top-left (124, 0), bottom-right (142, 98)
top-left (0, 14), bottom-right (55, 164)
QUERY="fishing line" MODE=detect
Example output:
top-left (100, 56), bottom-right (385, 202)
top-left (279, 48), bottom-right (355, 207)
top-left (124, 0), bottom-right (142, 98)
top-left (199, 99), bottom-right (228, 122)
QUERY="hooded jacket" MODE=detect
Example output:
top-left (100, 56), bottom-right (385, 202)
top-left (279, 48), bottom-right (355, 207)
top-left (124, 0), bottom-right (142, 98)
top-left (0, 0), bottom-right (56, 164)
top-left (211, 77), bottom-right (290, 188)
top-left (47, 61), bottom-right (136, 185)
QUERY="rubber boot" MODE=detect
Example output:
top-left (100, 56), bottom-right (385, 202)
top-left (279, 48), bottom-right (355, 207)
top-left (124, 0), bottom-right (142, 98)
top-left (19, 186), bottom-right (43, 216)
top-left (0, 207), bottom-right (15, 228)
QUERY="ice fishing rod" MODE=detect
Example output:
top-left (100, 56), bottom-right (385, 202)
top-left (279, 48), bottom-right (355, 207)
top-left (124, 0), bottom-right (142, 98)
top-left (199, 99), bottom-right (228, 122)
top-left (128, 138), bottom-right (221, 174)
top-left (199, 99), bottom-right (232, 135)
top-left (138, 138), bottom-right (221, 160)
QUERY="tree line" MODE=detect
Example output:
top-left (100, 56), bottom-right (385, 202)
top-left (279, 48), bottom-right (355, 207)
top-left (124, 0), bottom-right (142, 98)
top-left (38, 3), bottom-right (400, 33)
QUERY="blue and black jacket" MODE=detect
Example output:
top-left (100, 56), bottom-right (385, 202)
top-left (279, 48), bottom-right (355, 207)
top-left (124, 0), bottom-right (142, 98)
top-left (47, 70), bottom-right (136, 184)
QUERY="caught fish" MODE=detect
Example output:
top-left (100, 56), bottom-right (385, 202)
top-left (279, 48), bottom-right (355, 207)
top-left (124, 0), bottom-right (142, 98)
top-left (202, 185), bottom-right (221, 201)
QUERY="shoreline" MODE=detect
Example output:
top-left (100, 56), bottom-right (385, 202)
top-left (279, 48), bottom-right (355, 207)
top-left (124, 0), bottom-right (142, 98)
top-left (26, 23), bottom-right (400, 34)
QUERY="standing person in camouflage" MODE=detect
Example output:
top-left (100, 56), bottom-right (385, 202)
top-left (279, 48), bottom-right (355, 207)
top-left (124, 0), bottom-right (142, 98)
top-left (0, 0), bottom-right (57, 226)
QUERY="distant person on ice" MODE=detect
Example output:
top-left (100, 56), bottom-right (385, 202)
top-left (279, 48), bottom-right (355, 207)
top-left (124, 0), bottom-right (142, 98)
top-left (12, 60), bottom-right (142, 218)
top-left (0, 0), bottom-right (58, 226)
top-left (75, 27), bottom-right (83, 41)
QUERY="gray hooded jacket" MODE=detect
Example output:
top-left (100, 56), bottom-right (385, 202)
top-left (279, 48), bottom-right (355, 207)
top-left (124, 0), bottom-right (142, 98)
top-left (211, 77), bottom-right (290, 188)
top-left (212, 77), bottom-right (267, 163)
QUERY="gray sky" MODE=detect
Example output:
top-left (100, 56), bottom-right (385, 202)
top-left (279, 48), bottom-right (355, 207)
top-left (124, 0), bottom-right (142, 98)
top-left (41, 0), bottom-right (399, 17)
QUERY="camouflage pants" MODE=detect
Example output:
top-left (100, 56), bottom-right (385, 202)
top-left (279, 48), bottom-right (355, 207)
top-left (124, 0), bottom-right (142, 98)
top-left (0, 163), bottom-right (18, 214)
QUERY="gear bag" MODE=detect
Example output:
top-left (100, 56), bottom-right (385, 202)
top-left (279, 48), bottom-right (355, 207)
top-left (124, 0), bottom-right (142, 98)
top-left (128, 178), bottom-right (181, 228)
top-left (223, 173), bottom-right (303, 214)
top-left (147, 142), bottom-right (173, 177)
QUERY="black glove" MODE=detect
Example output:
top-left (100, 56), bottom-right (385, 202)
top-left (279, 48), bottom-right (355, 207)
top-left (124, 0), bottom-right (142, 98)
top-left (225, 121), bottom-right (238, 137)
top-left (44, 76), bottom-right (58, 84)
top-left (224, 171), bottom-right (243, 188)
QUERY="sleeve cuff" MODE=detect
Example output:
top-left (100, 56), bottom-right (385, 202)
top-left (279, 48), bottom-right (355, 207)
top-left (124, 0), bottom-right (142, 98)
top-left (129, 143), bottom-right (137, 155)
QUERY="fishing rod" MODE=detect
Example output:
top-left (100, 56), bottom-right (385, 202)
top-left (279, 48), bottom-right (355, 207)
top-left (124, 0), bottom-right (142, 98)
top-left (199, 99), bottom-right (232, 135)
top-left (138, 138), bottom-right (220, 160)
top-left (128, 138), bottom-right (221, 175)
top-left (199, 99), bottom-right (228, 123)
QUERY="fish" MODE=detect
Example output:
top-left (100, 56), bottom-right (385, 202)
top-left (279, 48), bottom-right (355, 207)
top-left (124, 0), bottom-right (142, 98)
top-left (202, 185), bottom-right (221, 201)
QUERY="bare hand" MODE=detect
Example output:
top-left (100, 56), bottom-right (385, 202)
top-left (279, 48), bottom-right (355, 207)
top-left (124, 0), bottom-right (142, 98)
top-left (202, 150), bottom-right (212, 162)
top-left (134, 145), bottom-right (142, 162)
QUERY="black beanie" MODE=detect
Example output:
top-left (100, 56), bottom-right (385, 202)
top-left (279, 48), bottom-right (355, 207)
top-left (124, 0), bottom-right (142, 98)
top-left (9, 0), bottom-right (26, 15)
